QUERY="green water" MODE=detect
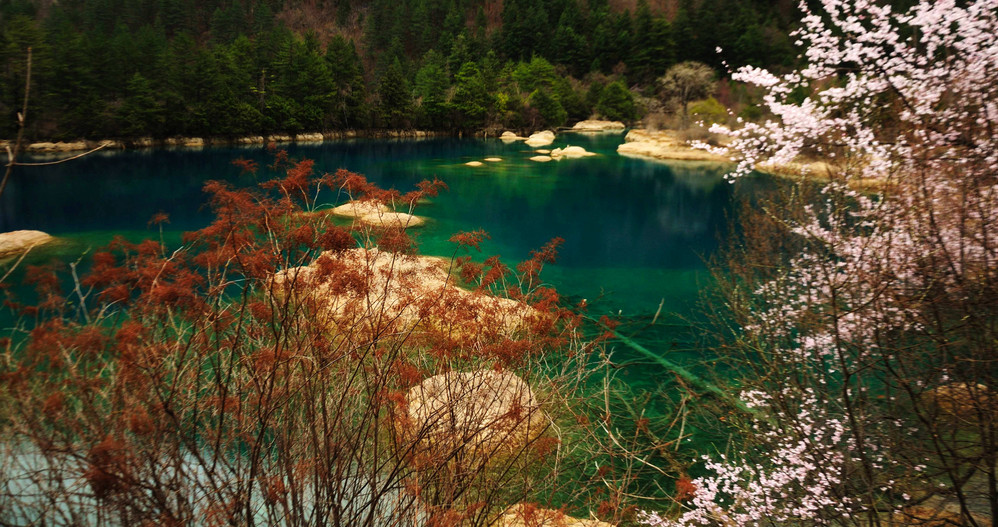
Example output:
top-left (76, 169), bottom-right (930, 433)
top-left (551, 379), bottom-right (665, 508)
top-left (2, 133), bottom-right (783, 507)
top-left (3, 133), bottom-right (768, 382)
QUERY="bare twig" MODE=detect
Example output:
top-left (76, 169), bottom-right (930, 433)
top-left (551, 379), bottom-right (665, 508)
top-left (0, 47), bottom-right (32, 200)
top-left (14, 142), bottom-right (113, 166)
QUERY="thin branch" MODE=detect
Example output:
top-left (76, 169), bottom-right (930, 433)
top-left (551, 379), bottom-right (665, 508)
top-left (14, 142), bottom-right (113, 167)
top-left (0, 47), bottom-right (32, 200)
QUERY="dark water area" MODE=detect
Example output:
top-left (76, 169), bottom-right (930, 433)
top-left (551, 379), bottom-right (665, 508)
top-left (2, 133), bottom-right (773, 398)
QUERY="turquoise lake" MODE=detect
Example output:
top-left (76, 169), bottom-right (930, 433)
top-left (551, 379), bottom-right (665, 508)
top-left (3, 132), bottom-right (766, 388)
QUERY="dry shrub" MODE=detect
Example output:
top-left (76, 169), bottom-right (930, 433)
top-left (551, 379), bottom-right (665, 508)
top-left (0, 153), bottom-right (624, 526)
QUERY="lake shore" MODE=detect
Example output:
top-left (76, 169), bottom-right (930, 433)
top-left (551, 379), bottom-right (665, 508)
top-left (1, 129), bottom-right (457, 154)
top-left (618, 128), bottom-right (887, 190)
top-left (617, 128), bottom-right (731, 163)
top-left (4, 120), bottom-right (632, 155)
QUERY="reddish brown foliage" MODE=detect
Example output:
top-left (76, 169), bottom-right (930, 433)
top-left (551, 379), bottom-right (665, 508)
top-left (376, 227), bottom-right (416, 254)
top-left (231, 157), bottom-right (258, 175)
top-left (0, 153), bottom-right (610, 524)
top-left (449, 229), bottom-right (490, 251)
top-left (675, 474), bottom-right (697, 502)
top-left (42, 392), bottom-right (65, 417)
top-left (84, 436), bottom-right (131, 499)
top-left (147, 211), bottom-right (170, 227)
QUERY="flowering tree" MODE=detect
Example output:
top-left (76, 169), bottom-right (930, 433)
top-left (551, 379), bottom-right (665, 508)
top-left (643, 0), bottom-right (998, 525)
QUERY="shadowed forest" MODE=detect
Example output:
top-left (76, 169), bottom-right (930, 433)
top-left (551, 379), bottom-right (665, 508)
top-left (0, 0), bottom-right (804, 138)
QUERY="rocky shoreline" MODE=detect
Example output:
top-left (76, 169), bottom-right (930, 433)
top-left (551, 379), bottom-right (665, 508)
top-left (5, 120), bottom-right (633, 154)
top-left (616, 128), bottom-right (730, 163)
top-left (2, 130), bottom-right (452, 154)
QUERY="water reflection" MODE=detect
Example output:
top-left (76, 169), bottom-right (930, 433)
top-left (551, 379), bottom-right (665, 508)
top-left (3, 135), bottom-right (747, 316)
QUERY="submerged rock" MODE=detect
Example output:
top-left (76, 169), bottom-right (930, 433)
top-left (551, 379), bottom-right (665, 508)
top-left (0, 230), bottom-right (54, 259)
top-left (465, 161), bottom-right (484, 167)
top-left (484, 157), bottom-right (502, 162)
top-left (529, 155), bottom-right (553, 162)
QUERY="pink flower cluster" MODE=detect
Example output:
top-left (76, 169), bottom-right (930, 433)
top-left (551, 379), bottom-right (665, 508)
top-left (645, 0), bottom-right (998, 524)
top-left (639, 391), bottom-right (858, 526)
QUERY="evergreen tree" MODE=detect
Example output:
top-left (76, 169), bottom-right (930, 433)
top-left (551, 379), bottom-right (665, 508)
top-left (326, 36), bottom-right (368, 128)
top-left (449, 61), bottom-right (491, 130)
top-left (552, 9), bottom-right (591, 77)
top-left (211, 1), bottom-right (246, 44)
top-left (377, 58), bottom-right (412, 128)
top-left (529, 87), bottom-right (567, 127)
top-left (271, 32), bottom-right (336, 132)
top-left (628, 0), bottom-right (674, 83)
top-left (117, 72), bottom-right (166, 136)
top-left (512, 56), bottom-right (557, 93)
top-left (596, 80), bottom-right (635, 121)
top-left (41, 17), bottom-right (108, 137)
top-left (414, 49), bottom-right (450, 129)
top-left (552, 77), bottom-right (587, 122)
top-left (0, 15), bottom-right (50, 137)
top-left (501, 0), bottom-right (551, 60)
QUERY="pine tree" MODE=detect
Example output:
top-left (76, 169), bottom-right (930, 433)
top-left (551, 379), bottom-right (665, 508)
top-left (377, 58), bottom-right (412, 128)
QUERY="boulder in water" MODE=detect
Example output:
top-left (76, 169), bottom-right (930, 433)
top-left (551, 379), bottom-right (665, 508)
top-left (0, 230), bottom-right (54, 259)
top-left (524, 130), bottom-right (556, 147)
top-left (550, 146), bottom-right (596, 159)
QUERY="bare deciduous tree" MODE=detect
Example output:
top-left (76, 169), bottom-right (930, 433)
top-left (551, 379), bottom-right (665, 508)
top-left (657, 62), bottom-right (715, 129)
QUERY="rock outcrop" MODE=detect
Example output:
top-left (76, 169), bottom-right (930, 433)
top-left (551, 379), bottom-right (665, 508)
top-left (163, 137), bottom-right (205, 147)
top-left (524, 130), bottom-right (556, 147)
top-left (295, 132), bottom-right (324, 142)
top-left (0, 230), bottom-right (54, 259)
top-left (617, 129), bottom-right (729, 162)
top-left (24, 141), bottom-right (89, 152)
top-left (500, 131), bottom-right (526, 142)
top-left (571, 120), bottom-right (626, 132)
